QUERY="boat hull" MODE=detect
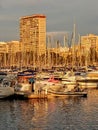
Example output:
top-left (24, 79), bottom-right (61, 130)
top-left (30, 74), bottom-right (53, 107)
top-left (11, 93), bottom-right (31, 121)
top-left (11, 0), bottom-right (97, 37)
top-left (47, 90), bottom-right (87, 97)
top-left (0, 87), bottom-right (14, 99)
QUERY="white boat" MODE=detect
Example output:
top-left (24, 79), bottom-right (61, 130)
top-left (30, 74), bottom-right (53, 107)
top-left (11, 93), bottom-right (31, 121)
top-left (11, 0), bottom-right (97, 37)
top-left (15, 82), bottom-right (32, 92)
top-left (47, 82), bottom-right (87, 97)
top-left (47, 89), bottom-right (87, 97)
top-left (0, 87), bottom-right (14, 99)
top-left (61, 71), bottom-right (77, 90)
top-left (15, 70), bottom-right (35, 93)
top-left (78, 82), bottom-right (98, 89)
top-left (76, 71), bottom-right (98, 89)
top-left (34, 75), bottom-right (63, 93)
top-left (0, 79), bottom-right (15, 99)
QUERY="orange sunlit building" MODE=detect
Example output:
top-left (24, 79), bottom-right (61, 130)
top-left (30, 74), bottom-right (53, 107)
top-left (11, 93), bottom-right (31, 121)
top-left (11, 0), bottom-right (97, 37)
top-left (20, 14), bottom-right (46, 55)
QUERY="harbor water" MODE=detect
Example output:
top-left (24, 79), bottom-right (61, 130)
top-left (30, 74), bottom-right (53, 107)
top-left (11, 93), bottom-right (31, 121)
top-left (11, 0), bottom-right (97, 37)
top-left (0, 89), bottom-right (98, 130)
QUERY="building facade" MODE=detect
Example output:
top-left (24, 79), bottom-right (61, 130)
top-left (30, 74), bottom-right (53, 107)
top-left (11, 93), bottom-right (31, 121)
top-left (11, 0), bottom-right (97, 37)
top-left (81, 34), bottom-right (98, 48)
top-left (0, 41), bottom-right (20, 67)
top-left (20, 14), bottom-right (46, 56)
top-left (81, 34), bottom-right (98, 65)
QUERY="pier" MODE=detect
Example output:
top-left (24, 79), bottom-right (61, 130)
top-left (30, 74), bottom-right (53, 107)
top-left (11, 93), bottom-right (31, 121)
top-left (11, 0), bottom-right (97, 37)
top-left (14, 91), bottom-right (48, 99)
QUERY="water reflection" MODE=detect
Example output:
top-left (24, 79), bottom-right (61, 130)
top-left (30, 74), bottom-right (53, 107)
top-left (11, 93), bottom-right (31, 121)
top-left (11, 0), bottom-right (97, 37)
top-left (0, 89), bottom-right (98, 130)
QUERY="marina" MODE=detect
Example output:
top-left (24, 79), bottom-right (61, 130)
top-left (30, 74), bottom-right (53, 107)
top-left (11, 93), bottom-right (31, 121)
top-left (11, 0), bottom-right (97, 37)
top-left (1, 0), bottom-right (98, 129)
top-left (0, 7), bottom-right (98, 130)
top-left (1, 67), bottom-right (98, 100)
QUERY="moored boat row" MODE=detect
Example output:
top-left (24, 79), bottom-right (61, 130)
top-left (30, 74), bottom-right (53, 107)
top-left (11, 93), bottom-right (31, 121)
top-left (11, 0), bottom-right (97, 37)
top-left (1, 68), bottom-right (98, 100)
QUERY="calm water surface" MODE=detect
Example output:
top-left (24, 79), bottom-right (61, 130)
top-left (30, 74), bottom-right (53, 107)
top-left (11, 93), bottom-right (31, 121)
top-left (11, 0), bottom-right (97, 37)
top-left (0, 89), bottom-right (98, 130)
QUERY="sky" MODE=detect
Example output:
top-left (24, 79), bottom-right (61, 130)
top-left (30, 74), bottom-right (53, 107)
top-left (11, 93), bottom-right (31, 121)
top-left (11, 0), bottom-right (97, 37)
top-left (0, 0), bottom-right (98, 42)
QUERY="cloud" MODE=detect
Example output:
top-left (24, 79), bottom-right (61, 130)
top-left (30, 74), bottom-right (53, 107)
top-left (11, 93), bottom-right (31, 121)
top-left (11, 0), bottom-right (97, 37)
top-left (0, 0), bottom-right (98, 41)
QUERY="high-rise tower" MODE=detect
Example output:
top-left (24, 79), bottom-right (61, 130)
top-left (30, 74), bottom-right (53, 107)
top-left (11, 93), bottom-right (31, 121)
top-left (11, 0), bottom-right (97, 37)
top-left (20, 14), bottom-right (46, 55)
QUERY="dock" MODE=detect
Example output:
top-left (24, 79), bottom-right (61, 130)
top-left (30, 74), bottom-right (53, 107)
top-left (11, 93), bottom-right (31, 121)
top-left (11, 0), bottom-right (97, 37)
top-left (14, 91), bottom-right (48, 99)
top-left (14, 90), bottom-right (87, 99)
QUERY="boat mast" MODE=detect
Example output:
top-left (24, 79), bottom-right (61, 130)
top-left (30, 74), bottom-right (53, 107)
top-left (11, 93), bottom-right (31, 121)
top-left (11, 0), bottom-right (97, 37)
top-left (64, 33), bottom-right (68, 66)
top-left (78, 34), bottom-right (82, 67)
top-left (72, 23), bottom-right (76, 72)
top-left (47, 35), bottom-right (51, 68)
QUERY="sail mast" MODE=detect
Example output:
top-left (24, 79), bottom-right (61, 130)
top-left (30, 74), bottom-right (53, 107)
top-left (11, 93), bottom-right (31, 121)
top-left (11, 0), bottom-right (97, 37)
top-left (72, 23), bottom-right (76, 72)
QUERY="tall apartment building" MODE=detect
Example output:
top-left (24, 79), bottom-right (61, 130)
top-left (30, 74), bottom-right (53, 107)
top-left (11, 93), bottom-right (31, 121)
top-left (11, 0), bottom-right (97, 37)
top-left (81, 34), bottom-right (98, 65)
top-left (20, 14), bottom-right (46, 55)
top-left (81, 34), bottom-right (98, 49)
